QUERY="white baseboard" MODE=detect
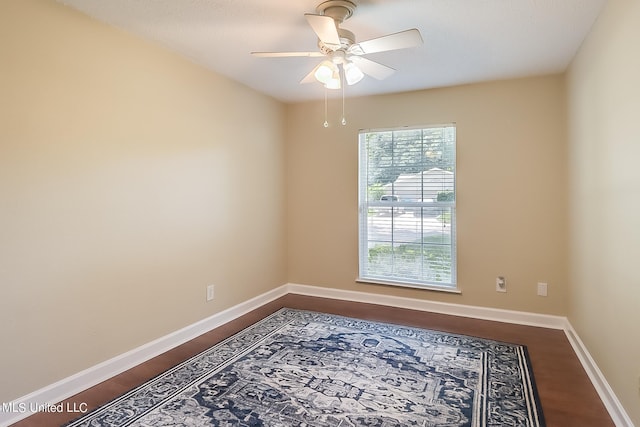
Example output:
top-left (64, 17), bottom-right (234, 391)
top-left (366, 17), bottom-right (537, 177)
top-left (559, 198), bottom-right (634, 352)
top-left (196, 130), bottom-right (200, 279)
top-left (1, 285), bottom-right (289, 427)
top-left (285, 282), bottom-right (568, 329)
top-left (563, 323), bottom-right (635, 427)
top-left (3, 282), bottom-right (633, 427)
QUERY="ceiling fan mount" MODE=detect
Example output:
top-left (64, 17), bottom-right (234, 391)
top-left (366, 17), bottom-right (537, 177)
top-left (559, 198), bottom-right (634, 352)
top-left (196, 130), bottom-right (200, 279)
top-left (315, 0), bottom-right (356, 23)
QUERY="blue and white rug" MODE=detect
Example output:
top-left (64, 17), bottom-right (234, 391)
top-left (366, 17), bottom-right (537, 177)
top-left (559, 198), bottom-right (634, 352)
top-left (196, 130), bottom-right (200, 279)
top-left (66, 308), bottom-right (545, 426)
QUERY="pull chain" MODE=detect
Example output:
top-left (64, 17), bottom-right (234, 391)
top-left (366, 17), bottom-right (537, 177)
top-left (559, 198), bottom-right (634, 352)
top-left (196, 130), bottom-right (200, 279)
top-left (323, 86), bottom-right (329, 128)
top-left (341, 67), bottom-right (347, 126)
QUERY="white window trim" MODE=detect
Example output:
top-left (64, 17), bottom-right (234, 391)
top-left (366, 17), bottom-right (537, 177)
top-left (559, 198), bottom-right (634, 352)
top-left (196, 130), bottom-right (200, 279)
top-left (357, 124), bottom-right (458, 292)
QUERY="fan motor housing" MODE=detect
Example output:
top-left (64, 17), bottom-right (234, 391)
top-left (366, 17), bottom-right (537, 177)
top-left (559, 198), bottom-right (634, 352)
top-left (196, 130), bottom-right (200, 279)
top-left (318, 27), bottom-right (356, 55)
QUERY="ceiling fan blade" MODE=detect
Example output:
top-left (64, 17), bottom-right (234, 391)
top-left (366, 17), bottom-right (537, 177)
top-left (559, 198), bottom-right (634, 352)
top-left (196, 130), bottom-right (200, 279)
top-left (304, 14), bottom-right (341, 47)
top-left (350, 28), bottom-right (423, 55)
top-left (300, 63), bottom-right (322, 84)
top-left (350, 56), bottom-right (395, 80)
top-left (251, 51), bottom-right (325, 58)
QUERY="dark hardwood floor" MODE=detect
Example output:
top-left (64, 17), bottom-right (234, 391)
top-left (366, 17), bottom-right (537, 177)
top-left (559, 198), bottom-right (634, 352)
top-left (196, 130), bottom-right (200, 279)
top-left (10, 294), bottom-right (614, 426)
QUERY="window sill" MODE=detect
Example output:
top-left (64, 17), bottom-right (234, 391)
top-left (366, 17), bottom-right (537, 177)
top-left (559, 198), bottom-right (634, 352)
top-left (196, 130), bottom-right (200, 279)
top-left (356, 278), bottom-right (462, 294)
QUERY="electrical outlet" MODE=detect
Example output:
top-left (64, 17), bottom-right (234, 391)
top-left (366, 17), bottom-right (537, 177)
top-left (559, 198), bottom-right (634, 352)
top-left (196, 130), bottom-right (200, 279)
top-left (537, 282), bottom-right (548, 297)
top-left (206, 285), bottom-right (215, 301)
top-left (496, 276), bottom-right (506, 293)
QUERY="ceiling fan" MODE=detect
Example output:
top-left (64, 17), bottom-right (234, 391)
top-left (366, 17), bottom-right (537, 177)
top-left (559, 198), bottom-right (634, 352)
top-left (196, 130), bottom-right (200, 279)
top-left (251, 0), bottom-right (423, 89)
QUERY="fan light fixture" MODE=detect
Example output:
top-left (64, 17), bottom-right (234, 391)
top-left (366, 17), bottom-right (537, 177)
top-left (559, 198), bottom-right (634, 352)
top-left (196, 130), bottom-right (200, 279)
top-left (314, 59), bottom-right (363, 88)
top-left (314, 60), bottom-right (337, 84)
top-left (314, 60), bottom-right (342, 89)
top-left (325, 71), bottom-right (341, 89)
top-left (344, 61), bottom-right (364, 85)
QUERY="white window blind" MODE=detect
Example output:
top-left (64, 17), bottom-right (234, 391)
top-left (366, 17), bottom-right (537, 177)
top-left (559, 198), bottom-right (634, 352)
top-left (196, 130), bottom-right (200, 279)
top-left (358, 125), bottom-right (457, 289)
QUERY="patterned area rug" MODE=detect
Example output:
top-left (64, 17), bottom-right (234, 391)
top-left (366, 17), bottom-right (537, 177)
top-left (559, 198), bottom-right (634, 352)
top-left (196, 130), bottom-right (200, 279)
top-left (66, 308), bottom-right (545, 426)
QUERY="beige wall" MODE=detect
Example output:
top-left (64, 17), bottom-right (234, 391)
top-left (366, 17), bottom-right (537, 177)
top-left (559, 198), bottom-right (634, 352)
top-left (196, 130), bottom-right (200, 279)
top-left (566, 0), bottom-right (640, 424)
top-left (0, 0), bottom-right (286, 401)
top-left (286, 75), bottom-right (568, 316)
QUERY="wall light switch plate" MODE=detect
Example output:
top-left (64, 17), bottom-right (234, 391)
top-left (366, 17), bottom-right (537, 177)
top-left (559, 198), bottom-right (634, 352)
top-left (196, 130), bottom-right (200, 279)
top-left (206, 285), bottom-right (215, 301)
top-left (496, 276), bottom-right (506, 293)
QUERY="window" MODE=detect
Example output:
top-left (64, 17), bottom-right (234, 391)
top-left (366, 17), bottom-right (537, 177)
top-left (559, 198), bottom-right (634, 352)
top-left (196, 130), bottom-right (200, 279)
top-left (358, 125), bottom-right (457, 290)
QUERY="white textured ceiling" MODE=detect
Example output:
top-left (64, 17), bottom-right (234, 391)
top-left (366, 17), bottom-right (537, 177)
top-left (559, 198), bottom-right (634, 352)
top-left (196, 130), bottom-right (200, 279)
top-left (57, 0), bottom-right (606, 103)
